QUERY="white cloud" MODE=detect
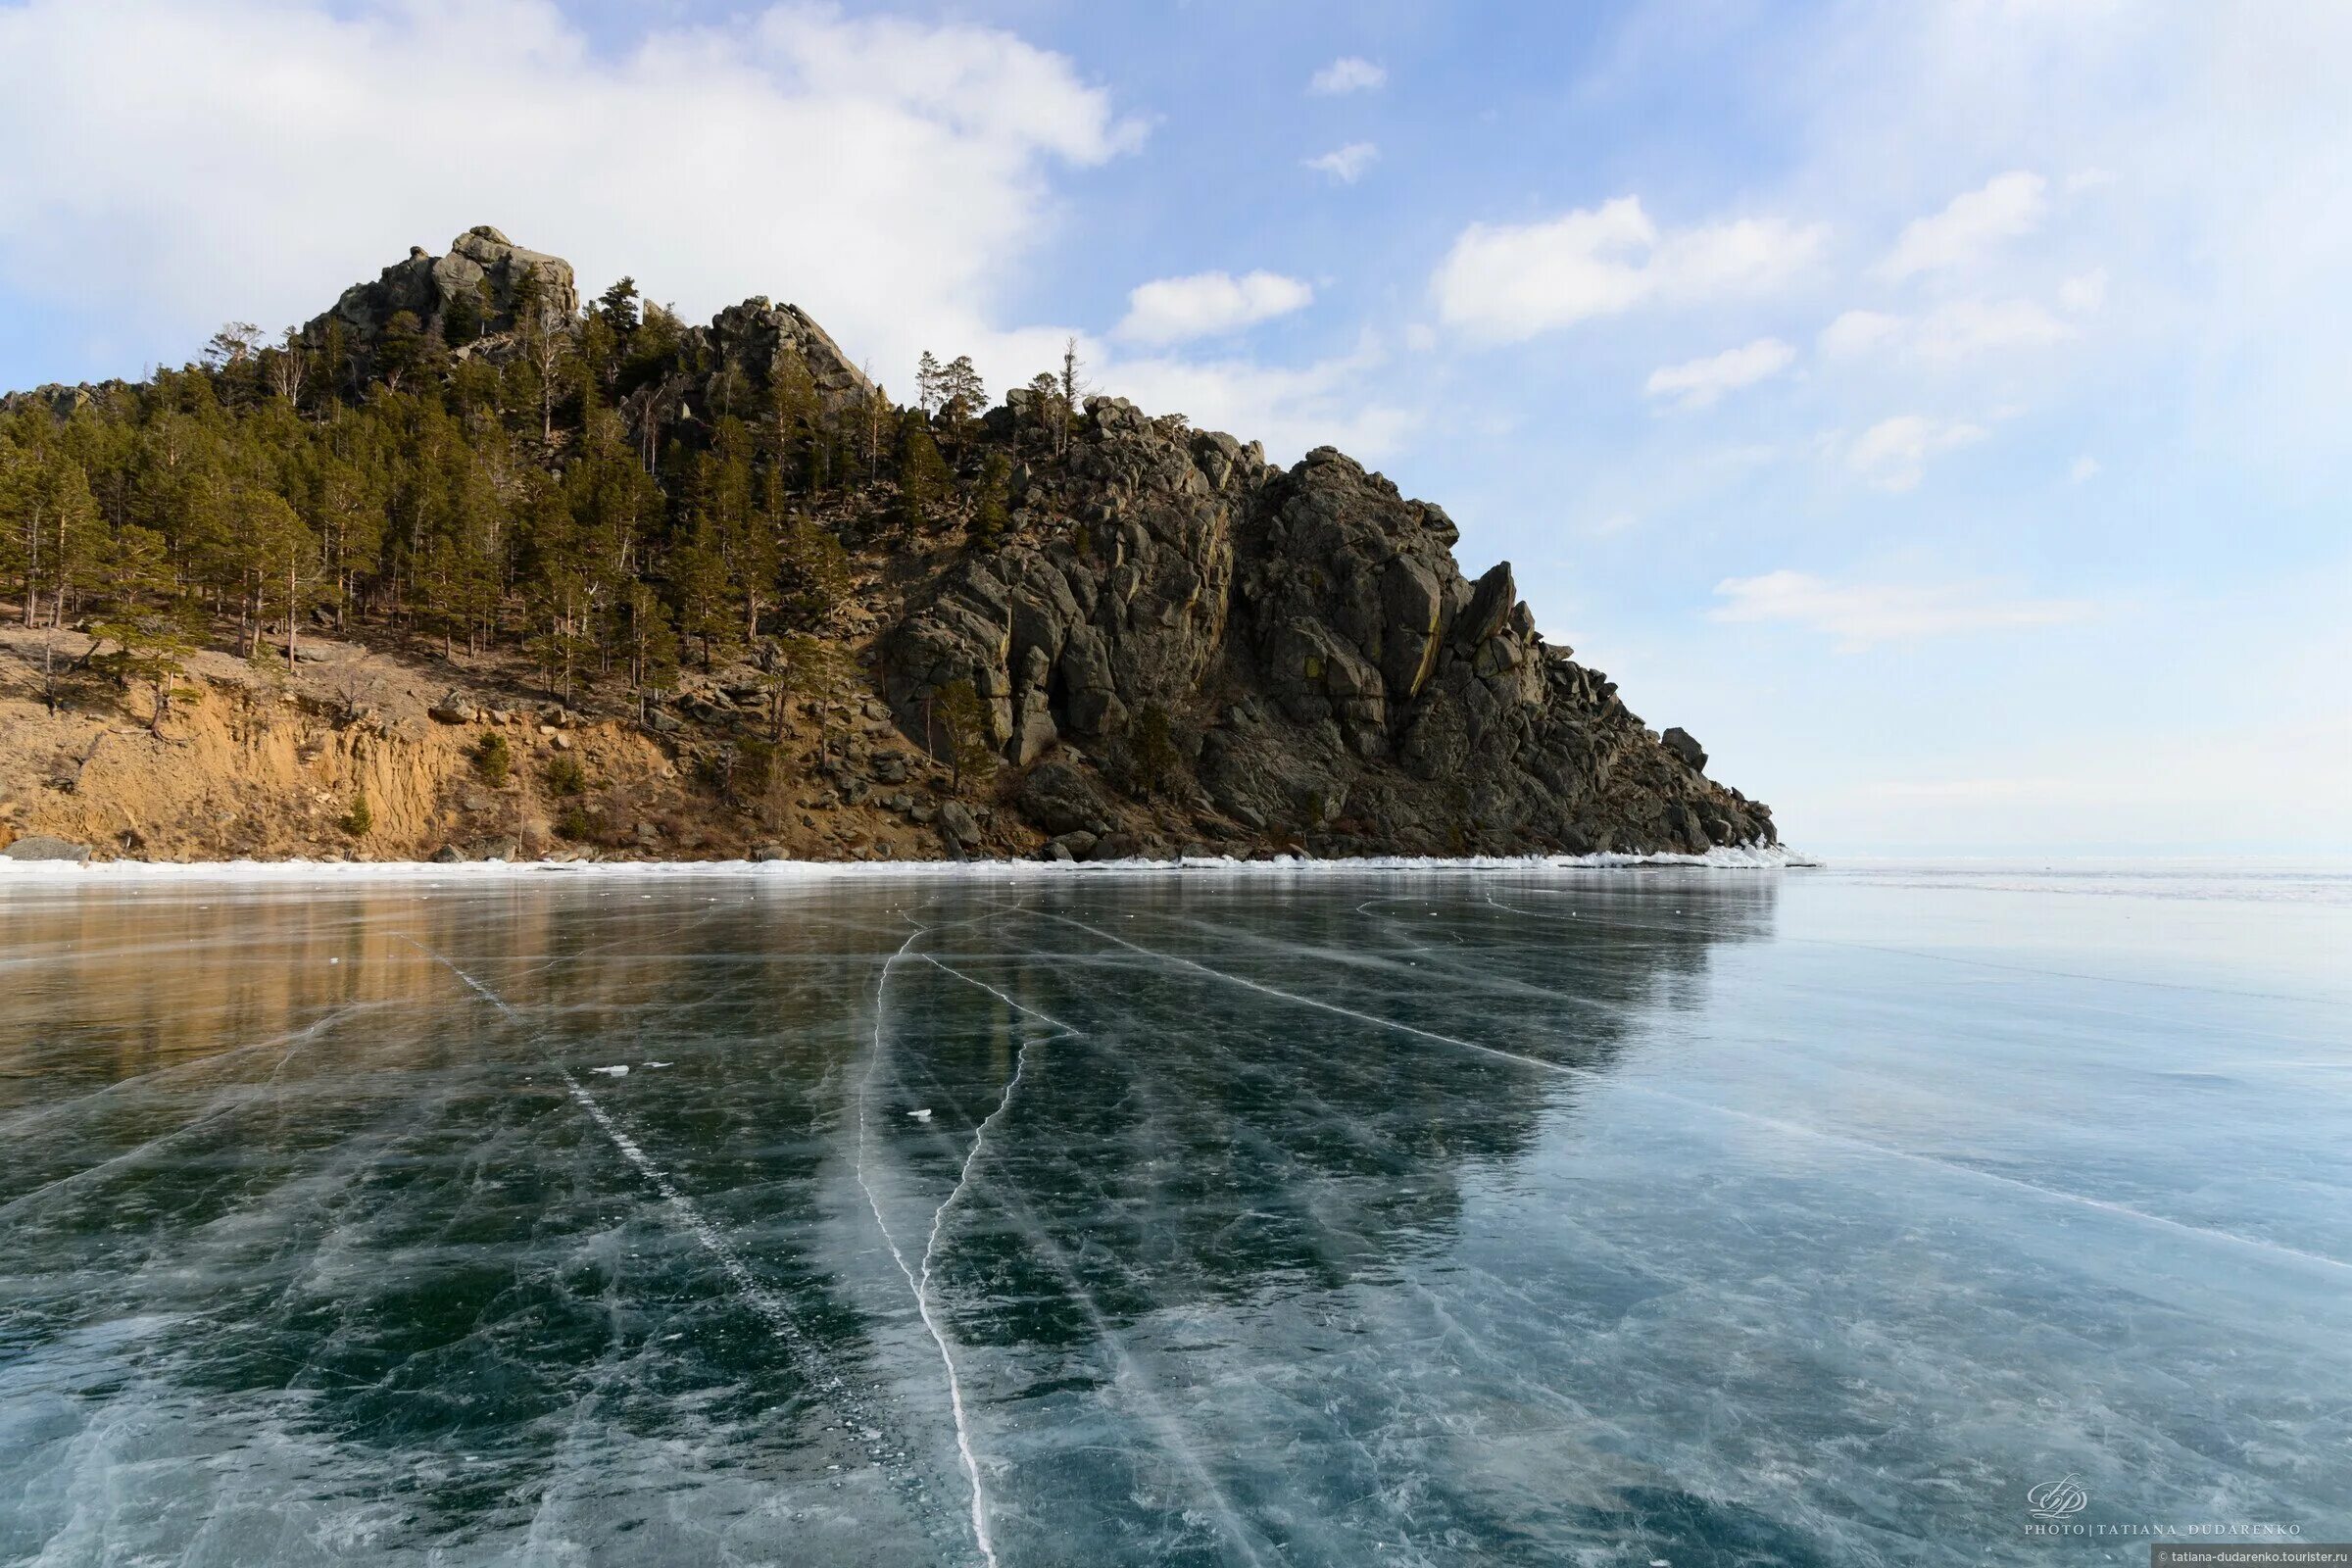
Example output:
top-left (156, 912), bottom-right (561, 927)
top-left (1876, 171), bottom-right (2048, 281)
top-left (1432, 197), bottom-right (1824, 342)
top-left (1308, 56), bottom-right (1387, 95)
top-left (1913, 298), bottom-right (2075, 359)
top-left (1818, 309), bottom-right (1903, 358)
top-left (2070, 454), bottom-right (2101, 482)
top-left (1709, 569), bottom-right (2095, 649)
top-left (1843, 414), bottom-right (1988, 490)
top-left (1113, 270), bottom-right (1312, 346)
top-left (1643, 337), bottom-right (1795, 411)
top-left (0, 0), bottom-right (1142, 397)
top-left (0, 0), bottom-right (1427, 479)
top-left (1103, 333), bottom-right (1416, 463)
top-left (1819, 299), bottom-right (2075, 364)
top-left (2059, 267), bottom-right (2108, 311)
top-left (1305, 142), bottom-right (1379, 184)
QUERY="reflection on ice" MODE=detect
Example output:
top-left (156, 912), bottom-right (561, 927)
top-left (1, 864), bottom-right (2347, 1565)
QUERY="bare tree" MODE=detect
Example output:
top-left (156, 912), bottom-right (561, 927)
top-left (203, 321), bottom-right (265, 370)
top-left (265, 328), bottom-right (309, 405)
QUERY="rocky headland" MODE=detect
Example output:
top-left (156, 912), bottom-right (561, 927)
top-left (0, 229), bottom-right (1774, 865)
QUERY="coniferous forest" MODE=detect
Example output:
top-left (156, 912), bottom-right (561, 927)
top-left (0, 246), bottom-right (1063, 728)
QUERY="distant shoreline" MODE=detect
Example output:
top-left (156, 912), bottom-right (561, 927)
top-left (0, 845), bottom-right (1813, 882)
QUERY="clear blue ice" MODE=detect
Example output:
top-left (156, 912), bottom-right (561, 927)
top-left (2, 862), bottom-right (2346, 1564)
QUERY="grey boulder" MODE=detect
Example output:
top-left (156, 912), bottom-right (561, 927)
top-left (1, 835), bottom-right (90, 862)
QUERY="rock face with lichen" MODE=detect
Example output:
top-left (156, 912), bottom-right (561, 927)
top-left (883, 396), bottom-right (1774, 858)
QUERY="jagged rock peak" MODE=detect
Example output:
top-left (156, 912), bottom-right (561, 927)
top-left (306, 225), bottom-right (578, 347)
top-left (697, 296), bottom-right (875, 410)
top-left (304, 226), bottom-right (878, 414)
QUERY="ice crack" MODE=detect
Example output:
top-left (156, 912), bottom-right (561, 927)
top-left (1019, 907), bottom-right (2352, 1279)
top-left (856, 920), bottom-right (1002, 1568)
top-left (398, 936), bottom-right (848, 1387)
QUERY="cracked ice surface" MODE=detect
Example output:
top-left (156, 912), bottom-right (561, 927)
top-left (1, 864), bottom-right (2349, 1565)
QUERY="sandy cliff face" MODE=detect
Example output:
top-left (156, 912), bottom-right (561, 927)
top-left (0, 625), bottom-right (1004, 864)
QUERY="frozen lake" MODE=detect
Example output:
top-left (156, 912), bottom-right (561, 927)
top-left (2, 862), bottom-right (2347, 1565)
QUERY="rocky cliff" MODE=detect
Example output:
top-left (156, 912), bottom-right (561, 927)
top-left (885, 398), bottom-right (1772, 860)
top-left (0, 229), bottom-right (1774, 864)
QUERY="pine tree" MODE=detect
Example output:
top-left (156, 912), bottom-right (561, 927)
top-left (939, 354), bottom-right (984, 458)
top-left (233, 486), bottom-right (308, 659)
top-left (1130, 702), bottom-right (1181, 796)
top-left (621, 579), bottom-right (680, 720)
top-left (972, 449), bottom-right (1010, 548)
top-left (1024, 371), bottom-right (1063, 453)
top-left (861, 384), bottom-right (893, 481)
top-left (89, 599), bottom-right (204, 733)
top-left (766, 346), bottom-right (820, 492)
top-left (512, 269), bottom-right (565, 443)
top-left (896, 412), bottom-right (951, 534)
top-left (597, 277), bottom-right (642, 333)
top-left (699, 416), bottom-right (770, 643)
top-left (525, 563), bottom-right (596, 703)
top-left (204, 322), bottom-right (265, 374)
top-left (441, 283), bottom-right (484, 348)
top-left (0, 428), bottom-right (41, 625)
top-left (374, 311), bottom-right (429, 393)
top-left (929, 678), bottom-right (995, 791)
top-left (472, 730), bottom-right (512, 787)
top-left (39, 454), bottom-right (106, 629)
top-left (671, 522), bottom-right (735, 669)
top-left (1058, 337), bottom-right (1087, 456)
top-left (778, 514), bottom-right (851, 627)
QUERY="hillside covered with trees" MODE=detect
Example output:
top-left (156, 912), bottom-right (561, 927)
top-left (0, 227), bottom-right (1775, 865)
top-left (1, 226), bottom-right (1071, 727)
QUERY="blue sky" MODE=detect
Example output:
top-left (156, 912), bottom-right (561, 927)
top-left (2, 0), bottom-right (2346, 855)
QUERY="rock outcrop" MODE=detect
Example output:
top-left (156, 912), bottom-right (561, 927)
top-left (885, 396), bottom-right (1774, 858)
top-left (305, 225), bottom-right (578, 348)
top-left (689, 297), bottom-right (875, 410)
top-left (301, 226), bottom-right (877, 420)
top-left (0, 834), bottom-right (91, 862)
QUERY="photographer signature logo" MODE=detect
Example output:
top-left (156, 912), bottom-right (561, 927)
top-left (2027, 1475), bottom-right (2089, 1523)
